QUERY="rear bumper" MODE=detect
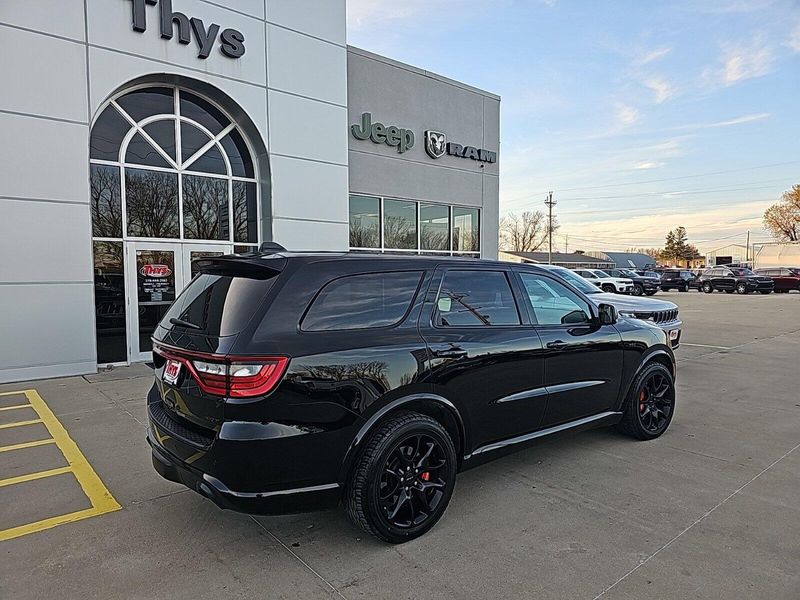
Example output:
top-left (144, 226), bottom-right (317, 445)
top-left (148, 436), bottom-right (341, 515)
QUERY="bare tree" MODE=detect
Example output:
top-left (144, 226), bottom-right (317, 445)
top-left (499, 211), bottom-right (553, 252)
top-left (763, 185), bottom-right (800, 242)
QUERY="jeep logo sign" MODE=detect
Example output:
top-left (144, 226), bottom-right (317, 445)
top-left (125, 0), bottom-right (245, 59)
top-left (350, 113), bottom-right (496, 164)
top-left (351, 113), bottom-right (415, 154)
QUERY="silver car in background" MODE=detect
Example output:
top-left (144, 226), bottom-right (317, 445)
top-left (539, 264), bottom-right (683, 348)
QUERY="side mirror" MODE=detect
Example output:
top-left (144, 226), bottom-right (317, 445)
top-left (597, 303), bottom-right (617, 325)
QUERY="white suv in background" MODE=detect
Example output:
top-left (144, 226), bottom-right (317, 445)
top-left (573, 269), bottom-right (634, 294)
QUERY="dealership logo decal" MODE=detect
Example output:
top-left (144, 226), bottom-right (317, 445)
top-left (424, 131), bottom-right (447, 159)
top-left (140, 264), bottom-right (172, 278)
top-left (350, 112), bottom-right (496, 164)
top-left (125, 0), bottom-right (245, 59)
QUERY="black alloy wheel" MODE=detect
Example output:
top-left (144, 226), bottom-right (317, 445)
top-left (736, 282), bottom-right (748, 294)
top-left (616, 362), bottom-right (675, 440)
top-left (633, 283), bottom-right (644, 296)
top-left (702, 281), bottom-right (714, 293)
top-left (346, 411), bottom-right (457, 543)
top-left (680, 283), bottom-right (688, 292)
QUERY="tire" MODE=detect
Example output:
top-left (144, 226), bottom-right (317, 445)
top-left (644, 290), bottom-right (657, 296)
top-left (345, 411), bottom-right (457, 544)
top-left (632, 283), bottom-right (644, 296)
top-left (724, 289), bottom-right (734, 294)
top-left (702, 281), bottom-right (713, 293)
top-left (736, 282), bottom-right (748, 295)
top-left (660, 286), bottom-right (670, 292)
top-left (759, 290), bottom-right (772, 295)
top-left (680, 283), bottom-right (688, 292)
top-left (616, 362), bottom-right (675, 441)
top-left (601, 284), bottom-right (616, 293)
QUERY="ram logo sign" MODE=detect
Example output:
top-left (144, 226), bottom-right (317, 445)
top-left (424, 130), bottom-right (447, 159)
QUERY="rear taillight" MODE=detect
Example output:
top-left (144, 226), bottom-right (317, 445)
top-left (154, 344), bottom-right (288, 398)
top-left (190, 358), bottom-right (289, 398)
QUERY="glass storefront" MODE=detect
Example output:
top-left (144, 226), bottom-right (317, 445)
top-left (89, 85), bottom-right (260, 363)
top-left (349, 195), bottom-right (481, 257)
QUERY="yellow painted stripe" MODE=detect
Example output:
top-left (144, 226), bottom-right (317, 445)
top-left (0, 404), bottom-right (32, 412)
top-left (0, 466), bottom-right (72, 488)
top-left (0, 438), bottom-right (56, 453)
top-left (0, 419), bottom-right (42, 430)
top-left (0, 507), bottom-right (108, 542)
top-left (0, 390), bottom-right (30, 397)
top-left (23, 389), bottom-right (121, 514)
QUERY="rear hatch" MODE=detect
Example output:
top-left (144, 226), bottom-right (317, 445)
top-left (151, 254), bottom-right (287, 434)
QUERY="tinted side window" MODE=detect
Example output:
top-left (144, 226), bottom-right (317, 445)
top-left (302, 271), bottom-right (423, 331)
top-left (435, 270), bottom-right (520, 327)
top-left (519, 273), bottom-right (592, 326)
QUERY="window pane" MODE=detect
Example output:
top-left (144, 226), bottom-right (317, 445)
top-left (189, 143), bottom-right (227, 175)
top-left (520, 273), bottom-right (591, 325)
top-left (180, 122), bottom-right (212, 166)
top-left (349, 195), bottom-right (380, 248)
top-left (90, 164), bottom-right (122, 238)
top-left (233, 181), bottom-right (258, 243)
top-left (183, 175), bottom-right (229, 240)
top-left (220, 129), bottom-right (254, 178)
top-left (116, 87), bottom-right (174, 123)
top-left (420, 204), bottom-right (450, 251)
top-left (93, 241), bottom-right (127, 363)
top-left (303, 271), bottom-right (423, 331)
top-left (90, 105), bottom-right (131, 161)
top-left (126, 132), bottom-right (171, 168)
top-left (136, 249), bottom-right (176, 353)
top-left (384, 199), bottom-right (417, 249)
top-left (436, 270), bottom-right (519, 326)
top-left (179, 91), bottom-right (229, 136)
top-left (453, 207), bottom-right (480, 252)
top-left (125, 168), bottom-right (179, 238)
top-left (143, 119), bottom-right (176, 161)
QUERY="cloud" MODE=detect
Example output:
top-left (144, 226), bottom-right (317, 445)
top-left (643, 76), bottom-right (676, 103)
top-left (616, 104), bottom-right (640, 126)
top-left (787, 23), bottom-right (800, 52)
top-left (346, 0), bottom-right (427, 30)
top-left (676, 112), bottom-right (770, 130)
top-left (634, 161), bottom-right (665, 170)
top-left (634, 47), bottom-right (672, 66)
top-left (705, 36), bottom-right (775, 86)
top-left (695, 0), bottom-right (776, 13)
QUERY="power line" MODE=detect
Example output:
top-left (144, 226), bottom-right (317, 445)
top-left (555, 179), bottom-right (789, 202)
top-left (544, 191), bottom-right (556, 264)
top-left (530, 160), bottom-right (800, 196)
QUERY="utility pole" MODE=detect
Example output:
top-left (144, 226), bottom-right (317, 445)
top-left (544, 191), bottom-right (556, 264)
top-left (745, 230), bottom-right (750, 264)
top-left (564, 234), bottom-right (568, 253)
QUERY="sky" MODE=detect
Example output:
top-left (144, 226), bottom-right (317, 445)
top-left (346, 0), bottom-right (800, 253)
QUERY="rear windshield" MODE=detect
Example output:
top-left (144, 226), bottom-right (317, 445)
top-left (161, 273), bottom-right (277, 337)
top-left (302, 271), bottom-right (423, 331)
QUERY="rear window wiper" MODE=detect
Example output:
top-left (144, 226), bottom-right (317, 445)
top-left (169, 317), bottom-right (201, 330)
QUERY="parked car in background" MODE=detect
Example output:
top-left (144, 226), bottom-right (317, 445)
top-left (659, 269), bottom-right (699, 292)
top-left (541, 265), bottom-right (681, 348)
top-left (147, 251), bottom-right (677, 543)
top-left (636, 270), bottom-right (661, 280)
top-left (573, 269), bottom-right (634, 294)
top-left (754, 267), bottom-right (800, 293)
top-left (603, 268), bottom-right (659, 296)
top-left (697, 266), bottom-right (774, 294)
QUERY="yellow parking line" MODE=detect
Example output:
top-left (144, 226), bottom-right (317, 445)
top-left (0, 389), bottom-right (121, 542)
top-left (0, 419), bottom-right (43, 430)
top-left (0, 466), bottom-right (72, 488)
top-left (0, 404), bottom-right (32, 412)
top-left (0, 438), bottom-right (56, 453)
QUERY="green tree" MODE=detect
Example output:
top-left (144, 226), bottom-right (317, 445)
top-left (661, 227), bottom-right (700, 266)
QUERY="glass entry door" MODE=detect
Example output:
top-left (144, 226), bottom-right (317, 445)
top-left (125, 242), bottom-right (232, 363)
top-left (126, 242), bottom-right (184, 362)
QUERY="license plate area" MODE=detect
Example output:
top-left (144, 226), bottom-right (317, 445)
top-left (164, 359), bottom-right (182, 384)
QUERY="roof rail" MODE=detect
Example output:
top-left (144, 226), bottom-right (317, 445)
top-left (259, 242), bottom-right (287, 254)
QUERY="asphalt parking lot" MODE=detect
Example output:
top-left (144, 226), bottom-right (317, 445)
top-left (1, 290), bottom-right (798, 599)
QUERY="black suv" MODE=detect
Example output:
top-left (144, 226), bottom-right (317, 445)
top-left (603, 268), bottom-right (659, 296)
top-left (659, 269), bottom-right (698, 292)
top-left (147, 250), bottom-right (677, 543)
top-left (697, 266), bottom-right (774, 294)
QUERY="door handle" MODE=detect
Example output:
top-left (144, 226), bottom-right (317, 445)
top-left (432, 347), bottom-right (468, 359)
top-left (546, 340), bottom-right (568, 350)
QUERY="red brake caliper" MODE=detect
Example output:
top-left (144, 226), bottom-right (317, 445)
top-left (639, 389), bottom-right (646, 412)
top-left (420, 472), bottom-right (430, 481)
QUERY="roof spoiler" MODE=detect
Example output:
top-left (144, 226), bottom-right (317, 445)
top-left (193, 254), bottom-right (286, 279)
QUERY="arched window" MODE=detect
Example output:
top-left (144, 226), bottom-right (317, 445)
top-left (89, 85), bottom-right (259, 245)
